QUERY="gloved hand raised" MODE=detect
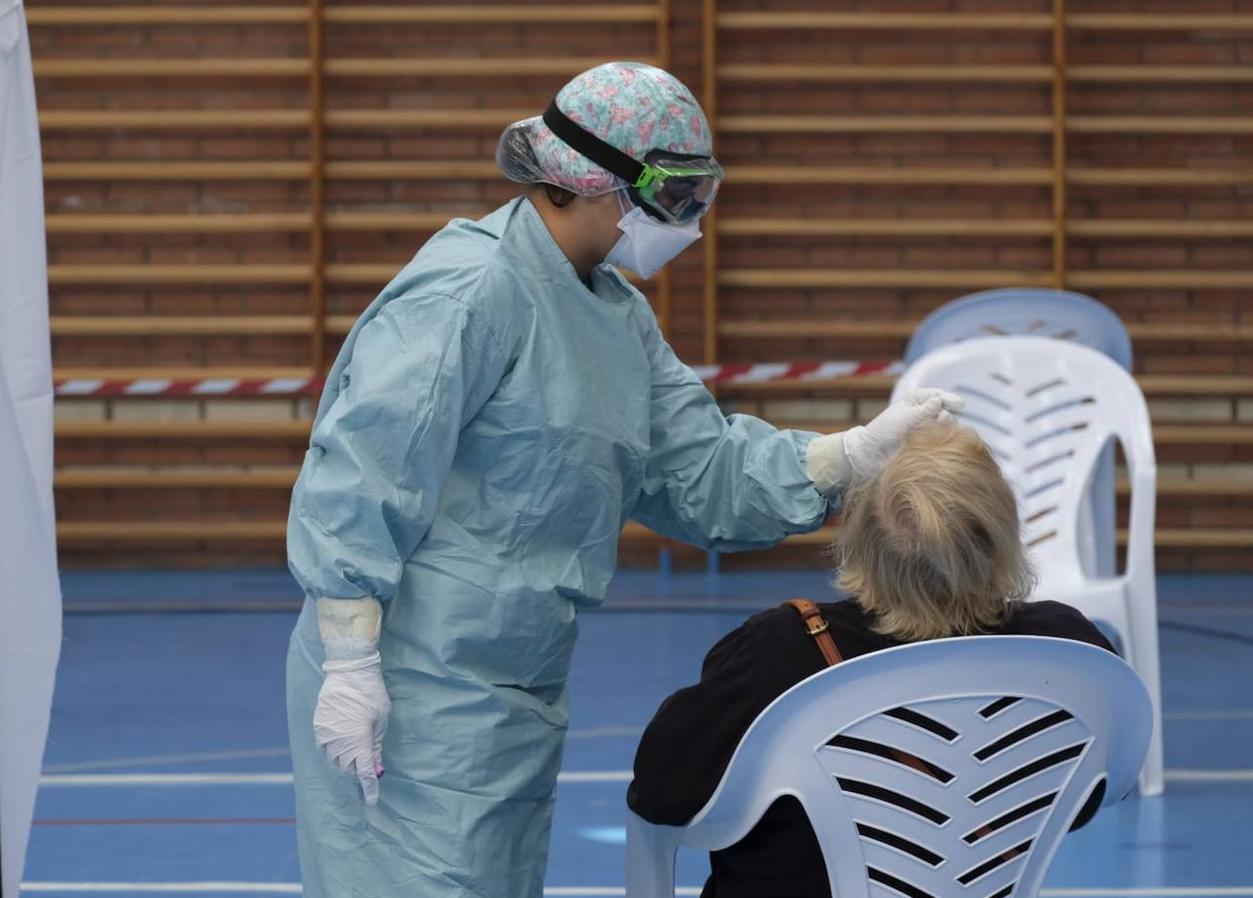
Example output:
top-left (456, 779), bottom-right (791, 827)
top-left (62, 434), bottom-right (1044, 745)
top-left (314, 598), bottom-right (390, 806)
top-left (806, 389), bottom-right (965, 494)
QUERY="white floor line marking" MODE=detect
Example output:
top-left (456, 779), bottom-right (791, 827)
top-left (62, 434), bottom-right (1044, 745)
top-left (40, 774), bottom-right (295, 787)
top-left (1165, 769), bottom-right (1253, 782)
top-left (566, 726), bottom-right (643, 739)
top-left (38, 771), bottom-right (633, 787)
top-left (544, 890), bottom-right (702, 897)
top-left (17, 886), bottom-right (686, 891)
top-left (1042, 886), bottom-right (1253, 891)
top-left (1164, 710), bottom-right (1253, 721)
top-left (19, 888), bottom-right (1253, 897)
top-left (38, 768), bottom-right (1253, 787)
top-left (20, 886), bottom-right (302, 894)
top-left (43, 748), bottom-right (292, 774)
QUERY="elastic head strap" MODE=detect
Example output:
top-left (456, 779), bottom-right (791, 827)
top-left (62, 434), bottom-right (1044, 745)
top-left (542, 101), bottom-right (647, 188)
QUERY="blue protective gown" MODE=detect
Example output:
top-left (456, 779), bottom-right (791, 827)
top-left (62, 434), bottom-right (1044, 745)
top-left (286, 196), bottom-right (832, 898)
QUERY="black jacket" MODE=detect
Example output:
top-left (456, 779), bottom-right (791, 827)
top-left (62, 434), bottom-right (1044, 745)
top-left (627, 599), bottom-right (1116, 898)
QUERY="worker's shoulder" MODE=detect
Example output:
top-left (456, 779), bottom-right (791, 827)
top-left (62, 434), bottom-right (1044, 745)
top-left (394, 220), bottom-right (511, 298)
top-left (378, 228), bottom-right (528, 330)
top-left (377, 272), bottom-right (518, 327)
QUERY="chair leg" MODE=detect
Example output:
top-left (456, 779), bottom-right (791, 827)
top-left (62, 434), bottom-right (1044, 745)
top-left (1127, 603), bottom-right (1165, 796)
top-left (1075, 593), bottom-right (1161, 794)
top-left (626, 811), bottom-right (679, 898)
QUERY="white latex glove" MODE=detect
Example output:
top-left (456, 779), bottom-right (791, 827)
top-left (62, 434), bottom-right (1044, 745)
top-left (806, 388), bottom-right (965, 493)
top-left (314, 598), bottom-right (389, 806)
top-left (805, 430), bottom-right (853, 496)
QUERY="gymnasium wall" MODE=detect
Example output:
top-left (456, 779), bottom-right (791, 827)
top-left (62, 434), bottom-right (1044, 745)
top-left (27, 0), bottom-right (1253, 570)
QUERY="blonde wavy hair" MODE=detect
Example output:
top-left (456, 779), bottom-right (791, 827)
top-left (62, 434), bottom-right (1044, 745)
top-left (836, 421), bottom-right (1037, 641)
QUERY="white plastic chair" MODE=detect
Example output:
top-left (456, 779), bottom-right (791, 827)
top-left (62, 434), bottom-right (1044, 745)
top-left (906, 289), bottom-right (1132, 580)
top-left (903, 289), bottom-right (1132, 370)
top-left (893, 336), bottom-right (1162, 796)
top-left (627, 636), bottom-right (1152, 898)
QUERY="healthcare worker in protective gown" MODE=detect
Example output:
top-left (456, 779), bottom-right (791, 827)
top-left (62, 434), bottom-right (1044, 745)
top-left (286, 61), bottom-right (961, 898)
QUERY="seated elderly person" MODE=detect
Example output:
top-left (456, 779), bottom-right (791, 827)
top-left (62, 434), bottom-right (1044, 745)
top-left (628, 421), bottom-right (1115, 898)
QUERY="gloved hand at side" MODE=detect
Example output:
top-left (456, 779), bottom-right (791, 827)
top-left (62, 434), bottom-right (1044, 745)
top-left (805, 389), bottom-right (965, 495)
top-left (314, 597), bottom-right (389, 806)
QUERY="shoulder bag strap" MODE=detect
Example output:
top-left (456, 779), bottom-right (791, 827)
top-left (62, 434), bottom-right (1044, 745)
top-left (786, 598), bottom-right (843, 666)
top-left (784, 598), bottom-right (940, 780)
top-left (784, 599), bottom-right (1025, 859)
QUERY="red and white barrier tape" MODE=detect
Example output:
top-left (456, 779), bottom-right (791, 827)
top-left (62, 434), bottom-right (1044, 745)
top-left (691, 360), bottom-right (904, 384)
top-left (54, 377), bottom-right (324, 398)
top-left (54, 361), bottom-right (904, 397)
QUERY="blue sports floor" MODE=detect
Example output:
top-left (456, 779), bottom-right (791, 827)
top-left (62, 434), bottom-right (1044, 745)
top-left (25, 570), bottom-right (1253, 896)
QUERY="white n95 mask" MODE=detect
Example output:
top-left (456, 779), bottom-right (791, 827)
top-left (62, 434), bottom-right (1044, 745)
top-left (605, 206), bottom-right (702, 280)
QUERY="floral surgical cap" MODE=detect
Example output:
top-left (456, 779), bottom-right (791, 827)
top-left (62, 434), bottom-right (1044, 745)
top-left (497, 61), bottom-right (713, 196)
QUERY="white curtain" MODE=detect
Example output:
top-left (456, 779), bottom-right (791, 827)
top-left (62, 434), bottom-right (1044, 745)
top-left (0, 1), bottom-right (63, 894)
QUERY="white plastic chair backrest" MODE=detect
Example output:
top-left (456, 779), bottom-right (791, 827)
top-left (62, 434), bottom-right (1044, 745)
top-left (672, 636), bottom-right (1151, 898)
top-left (893, 336), bottom-right (1155, 590)
top-left (904, 289), bottom-right (1132, 371)
top-left (903, 290), bottom-right (1130, 579)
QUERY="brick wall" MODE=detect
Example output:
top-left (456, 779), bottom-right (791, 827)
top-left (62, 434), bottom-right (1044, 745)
top-left (29, 0), bottom-right (1253, 569)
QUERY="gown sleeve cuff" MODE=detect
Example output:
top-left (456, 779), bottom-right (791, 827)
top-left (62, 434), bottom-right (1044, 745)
top-left (316, 596), bottom-right (383, 662)
top-left (804, 431), bottom-right (854, 497)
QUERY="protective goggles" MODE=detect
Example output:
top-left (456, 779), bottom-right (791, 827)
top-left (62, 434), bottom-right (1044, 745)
top-left (542, 101), bottom-right (723, 225)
